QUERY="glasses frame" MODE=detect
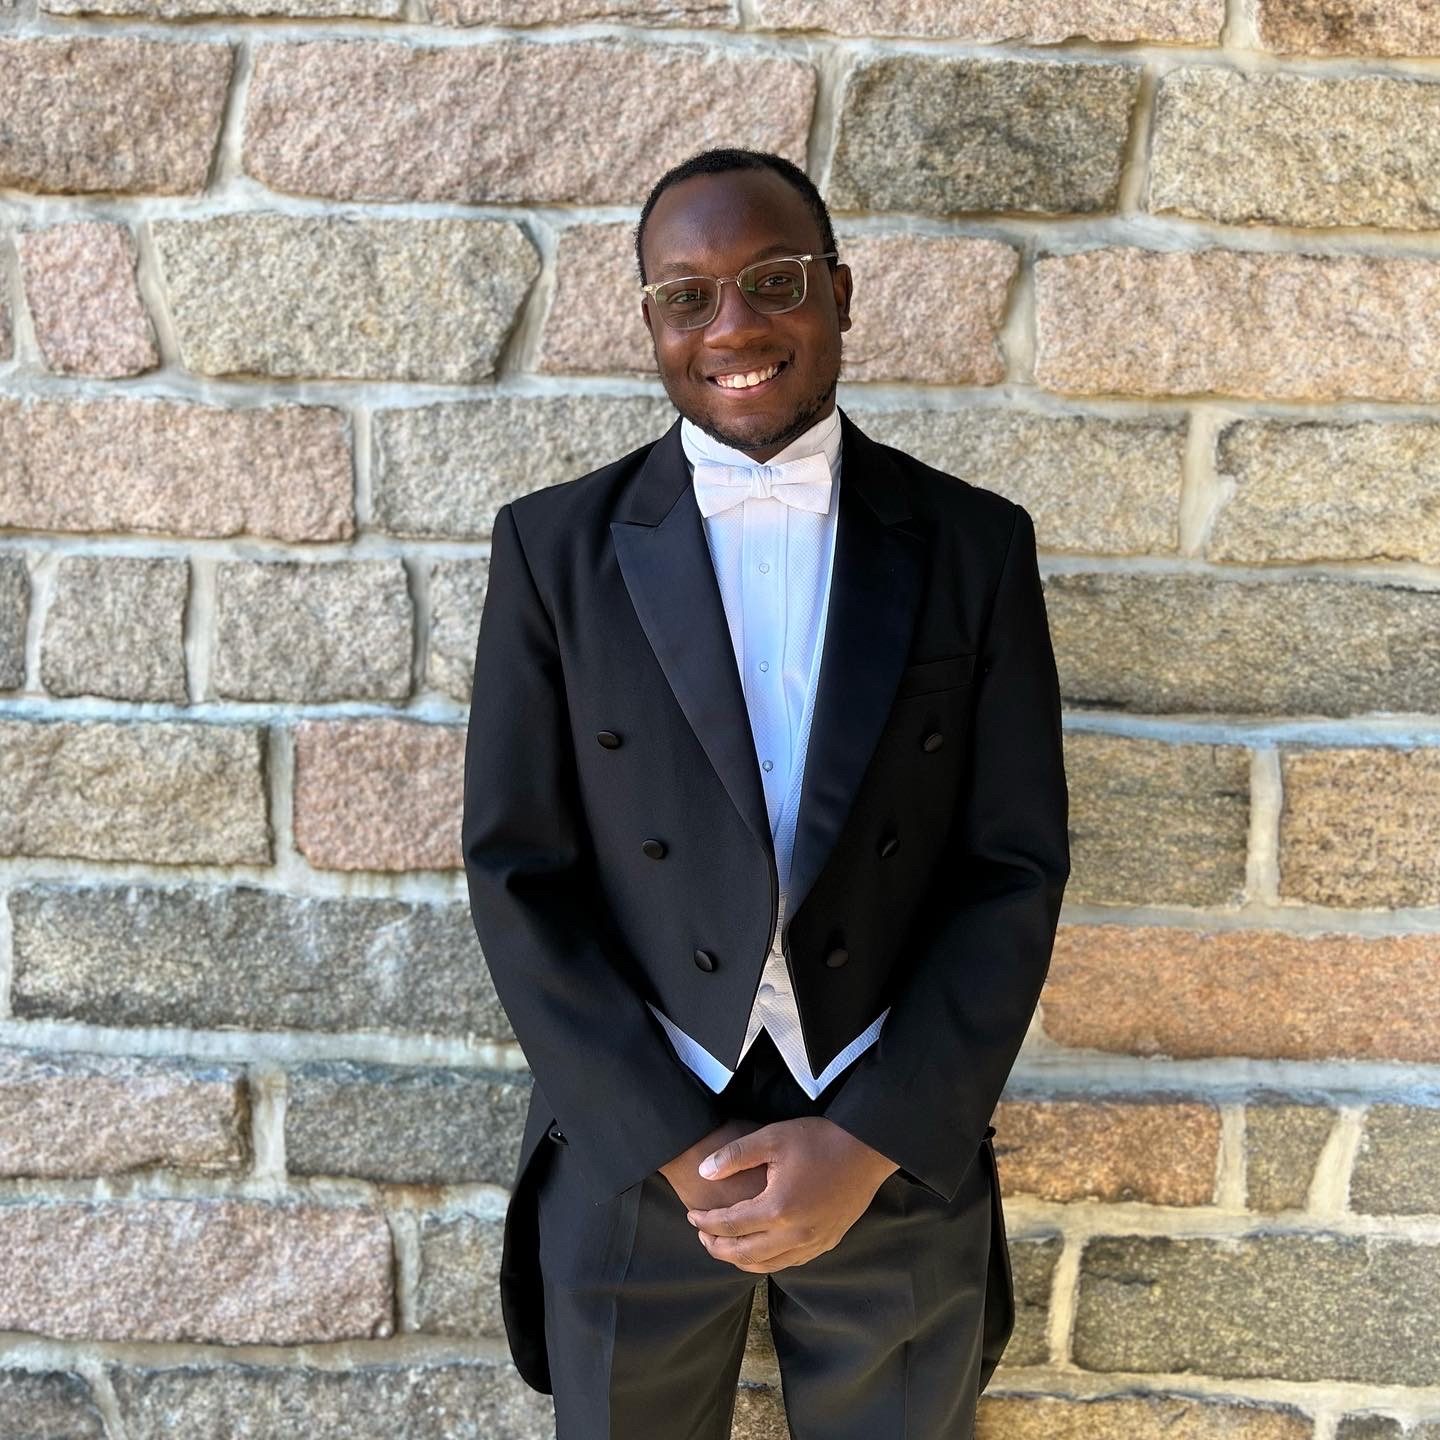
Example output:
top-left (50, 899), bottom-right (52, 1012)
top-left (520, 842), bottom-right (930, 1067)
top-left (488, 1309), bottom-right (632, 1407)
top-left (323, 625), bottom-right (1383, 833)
top-left (639, 251), bottom-right (840, 331)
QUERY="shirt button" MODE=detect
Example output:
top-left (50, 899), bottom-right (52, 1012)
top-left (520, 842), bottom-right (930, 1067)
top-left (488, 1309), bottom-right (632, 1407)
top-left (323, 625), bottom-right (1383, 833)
top-left (759, 982), bottom-right (776, 998)
top-left (762, 759), bottom-right (773, 772)
top-left (759, 661), bottom-right (768, 672)
top-left (758, 562), bottom-right (770, 573)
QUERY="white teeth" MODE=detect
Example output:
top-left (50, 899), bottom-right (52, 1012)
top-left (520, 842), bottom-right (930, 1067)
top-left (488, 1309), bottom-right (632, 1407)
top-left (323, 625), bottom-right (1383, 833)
top-left (716, 363), bottom-right (781, 389)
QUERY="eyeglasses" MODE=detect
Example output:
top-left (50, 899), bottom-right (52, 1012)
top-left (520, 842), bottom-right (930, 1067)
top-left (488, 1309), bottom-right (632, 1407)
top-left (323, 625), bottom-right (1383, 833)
top-left (640, 252), bottom-right (839, 331)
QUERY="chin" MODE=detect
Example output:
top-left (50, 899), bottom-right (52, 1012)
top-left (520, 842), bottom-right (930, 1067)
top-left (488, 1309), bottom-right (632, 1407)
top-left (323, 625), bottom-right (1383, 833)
top-left (700, 415), bottom-right (792, 454)
top-left (688, 383), bottom-right (837, 455)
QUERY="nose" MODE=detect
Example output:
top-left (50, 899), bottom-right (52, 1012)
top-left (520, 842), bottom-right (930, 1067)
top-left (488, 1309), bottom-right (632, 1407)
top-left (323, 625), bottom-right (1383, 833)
top-left (702, 276), bottom-right (771, 348)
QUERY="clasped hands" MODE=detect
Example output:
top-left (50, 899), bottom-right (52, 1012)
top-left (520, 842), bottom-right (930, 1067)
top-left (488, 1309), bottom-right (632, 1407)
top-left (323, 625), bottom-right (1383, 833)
top-left (658, 1115), bottom-right (899, 1274)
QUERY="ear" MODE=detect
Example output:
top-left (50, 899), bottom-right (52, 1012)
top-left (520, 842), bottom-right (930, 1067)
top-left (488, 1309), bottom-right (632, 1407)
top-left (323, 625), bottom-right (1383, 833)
top-left (832, 262), bottom-right (853, 333)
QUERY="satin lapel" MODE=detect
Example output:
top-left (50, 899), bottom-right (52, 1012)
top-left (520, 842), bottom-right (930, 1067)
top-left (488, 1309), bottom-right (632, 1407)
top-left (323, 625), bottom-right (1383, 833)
top-left (609, 415), bottom-right (775, 862)
top-left (783, 409), bottom-right (925, 933)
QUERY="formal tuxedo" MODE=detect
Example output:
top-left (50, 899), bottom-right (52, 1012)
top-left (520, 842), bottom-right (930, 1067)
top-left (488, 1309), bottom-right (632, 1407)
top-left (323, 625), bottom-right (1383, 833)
top-left (653, 403), bottom-right (889, 1101)
top-left (461, 403), bottom-right (1070, 1423)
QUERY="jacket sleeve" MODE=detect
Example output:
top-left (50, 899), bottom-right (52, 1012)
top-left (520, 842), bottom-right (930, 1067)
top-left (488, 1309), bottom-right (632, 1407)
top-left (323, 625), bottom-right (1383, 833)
top-left (462, 500), bottom-right (733, 1207)
top-left (820, 502), bottom-right (1070, 1204)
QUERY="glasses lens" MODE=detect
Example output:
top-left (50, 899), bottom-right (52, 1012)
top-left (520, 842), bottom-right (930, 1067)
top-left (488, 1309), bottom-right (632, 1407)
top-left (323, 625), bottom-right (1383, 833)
top-left (652, 276), bottom-right (719, 330)
top-left (741, 258), bottom-right (806, 313)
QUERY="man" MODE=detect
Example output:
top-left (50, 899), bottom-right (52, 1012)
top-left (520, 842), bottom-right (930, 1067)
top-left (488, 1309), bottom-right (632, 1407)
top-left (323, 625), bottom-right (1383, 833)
top-left (462, 147), bottom-right (1069, 1438)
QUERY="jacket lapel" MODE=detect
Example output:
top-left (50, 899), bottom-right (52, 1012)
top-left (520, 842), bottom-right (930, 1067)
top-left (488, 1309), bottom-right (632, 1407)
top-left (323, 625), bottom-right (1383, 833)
top-left (610, 405), bottom-right (926, 935)
top-left (785, 411), bottom-right (924, 929)
top-left (610, 418), bottom-right (774, 861)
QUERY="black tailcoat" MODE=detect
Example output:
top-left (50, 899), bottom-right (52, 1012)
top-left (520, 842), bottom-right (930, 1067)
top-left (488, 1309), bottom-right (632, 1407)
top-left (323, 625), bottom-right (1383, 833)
top-left (461, 404), bottom-right (1070, 1392)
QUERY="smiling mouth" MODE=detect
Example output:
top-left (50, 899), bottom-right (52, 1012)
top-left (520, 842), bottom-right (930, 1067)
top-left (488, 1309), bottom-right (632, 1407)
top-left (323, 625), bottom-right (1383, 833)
top-left (708, 360), bottom-right (788, 394)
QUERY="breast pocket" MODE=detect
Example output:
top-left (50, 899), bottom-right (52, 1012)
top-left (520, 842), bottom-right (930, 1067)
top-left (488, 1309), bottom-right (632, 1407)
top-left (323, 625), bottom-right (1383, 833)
top-left (894, 651), bottom-right (977, 700)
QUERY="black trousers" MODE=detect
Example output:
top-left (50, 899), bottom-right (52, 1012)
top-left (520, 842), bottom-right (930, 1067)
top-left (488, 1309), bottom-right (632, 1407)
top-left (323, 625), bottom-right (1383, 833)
top-left (534, 1027), bottom-right (995, 1439)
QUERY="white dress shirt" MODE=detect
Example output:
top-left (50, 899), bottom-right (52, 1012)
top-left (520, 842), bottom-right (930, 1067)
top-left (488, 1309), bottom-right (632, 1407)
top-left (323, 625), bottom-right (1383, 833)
top-left (645, 404), bottom-right (890, 1098)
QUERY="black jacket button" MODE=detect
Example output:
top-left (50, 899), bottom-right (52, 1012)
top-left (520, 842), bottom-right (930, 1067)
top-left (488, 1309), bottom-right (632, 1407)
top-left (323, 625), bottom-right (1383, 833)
top-left (596, 730), bottom-right (621, 748)
top-left (922, 731), bottom-right (944, 753)
top-left (693, 949), bottom-right (717, 972)
top-left (641, 838), bottom-right (666, 859)
top-left (878, 833), bottom-right (899, 858)
top-left (548, 1125), bottom-right (567, 1143)
top-left (825, 946), bottom-right (849, 968)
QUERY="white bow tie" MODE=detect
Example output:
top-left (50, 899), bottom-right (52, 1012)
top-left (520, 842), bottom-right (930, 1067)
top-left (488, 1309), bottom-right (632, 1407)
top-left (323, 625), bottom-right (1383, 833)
top-left (692, 451), bottom-right (833, 519)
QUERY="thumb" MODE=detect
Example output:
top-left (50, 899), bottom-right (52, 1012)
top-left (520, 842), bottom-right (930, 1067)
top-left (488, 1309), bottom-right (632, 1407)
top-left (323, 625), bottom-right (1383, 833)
top-left (698, 1128), bottom-right (773, 1180)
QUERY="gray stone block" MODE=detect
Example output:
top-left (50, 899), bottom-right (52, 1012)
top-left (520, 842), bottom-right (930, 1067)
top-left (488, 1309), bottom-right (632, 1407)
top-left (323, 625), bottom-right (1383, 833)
top-left (9, 884), bottom-right (508, 1039)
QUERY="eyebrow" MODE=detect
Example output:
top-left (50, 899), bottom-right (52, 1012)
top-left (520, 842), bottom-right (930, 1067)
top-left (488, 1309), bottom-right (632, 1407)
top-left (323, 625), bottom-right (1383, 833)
top-left (651, 242), bottom-right (811, 280)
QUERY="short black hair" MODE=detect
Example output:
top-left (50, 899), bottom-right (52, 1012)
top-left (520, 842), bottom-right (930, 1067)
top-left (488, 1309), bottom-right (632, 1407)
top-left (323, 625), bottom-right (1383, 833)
top-left (633, 147), bottom-right (839, 286)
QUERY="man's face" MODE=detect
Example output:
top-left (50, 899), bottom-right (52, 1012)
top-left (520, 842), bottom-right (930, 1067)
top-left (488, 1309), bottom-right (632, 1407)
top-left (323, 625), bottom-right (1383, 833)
top-left (639, 169), bottom-right (852, 463)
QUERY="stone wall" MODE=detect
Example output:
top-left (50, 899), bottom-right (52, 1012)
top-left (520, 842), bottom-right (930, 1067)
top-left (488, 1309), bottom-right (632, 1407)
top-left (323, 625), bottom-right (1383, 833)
top-left (2, 1), bottom-right (1439, 1437)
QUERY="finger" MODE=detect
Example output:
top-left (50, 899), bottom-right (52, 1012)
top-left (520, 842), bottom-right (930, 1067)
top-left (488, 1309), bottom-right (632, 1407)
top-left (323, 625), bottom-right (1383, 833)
top-left (728, 1243), bottom-right (813, 1274)
top-left (700, 1228), bottom-right (793, 1268)
top-left (698, 1122), bottom-right (780, 1180)
top-left (685, 1198), bottom-right (771, 1236)
top-left (704, 1240), bottom-right (813, 1273)
top-left (703, 1231), bottom-right (818, 1274)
